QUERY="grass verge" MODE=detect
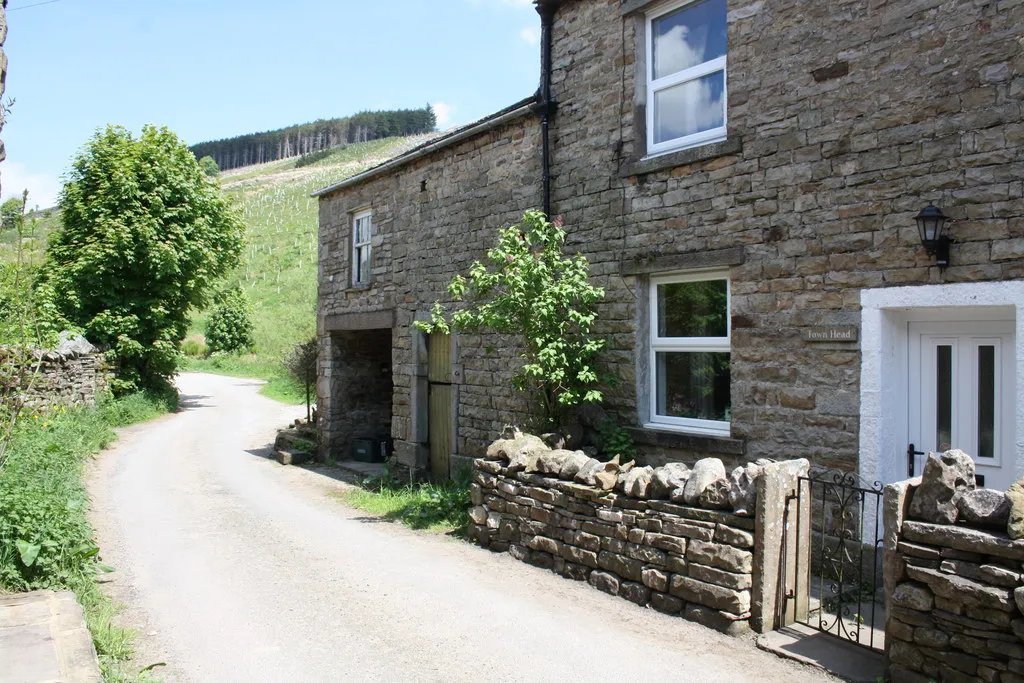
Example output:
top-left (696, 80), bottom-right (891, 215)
top-left (335, 470), bottom-right (471, 536)
top-left (0, 389), bottom-right (177, 682)
top-left (180, 355), bottom-right (309, 405)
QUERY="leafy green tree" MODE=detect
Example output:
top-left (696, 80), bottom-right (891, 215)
top-left (42, 125), bottom-right (243, 394)
top-left (198, 155), bottom-right (220, 177)
top-left (0, 196), bottom-right (23, 229)
top-left (205, 285), bottom-right (254, 354)
top-left (415, 211), bottom-right (605, 430)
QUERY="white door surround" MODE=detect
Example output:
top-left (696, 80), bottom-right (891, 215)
top-left (860, 281), bottom-right (1024, 490)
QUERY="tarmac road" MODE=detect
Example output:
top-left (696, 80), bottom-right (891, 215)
top-left (87, 372), bottom-right (835, 683)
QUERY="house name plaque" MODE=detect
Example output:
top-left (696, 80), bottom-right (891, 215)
top-left (802, 326), bottom-right (858, 343)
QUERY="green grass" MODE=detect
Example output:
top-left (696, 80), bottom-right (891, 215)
top-left (0, 390), bottom-right (177, 682)
top-left (189, 134), bottom-right (434, 366)
top-left (335, 472), bottom-right (471, 535)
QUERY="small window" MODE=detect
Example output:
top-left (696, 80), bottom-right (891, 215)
top-left (352, 209), bottom-right (372, 286)
top-left (646, 0), bottom-right (728, 156)
top-left (648, 270), bottom-right (731, 436)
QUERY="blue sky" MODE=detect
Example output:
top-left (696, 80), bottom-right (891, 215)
top-left (3, 0), bottom-right (541, 209)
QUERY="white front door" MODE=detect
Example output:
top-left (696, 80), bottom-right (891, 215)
top-left (908, 320), bottom-right (1016, 489)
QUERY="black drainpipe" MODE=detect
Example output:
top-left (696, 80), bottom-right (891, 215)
top-left (534, 0), bottom-right (558, 218)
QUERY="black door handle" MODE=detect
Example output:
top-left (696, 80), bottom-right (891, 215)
top-left (907, 443), bottom-right (925, 478)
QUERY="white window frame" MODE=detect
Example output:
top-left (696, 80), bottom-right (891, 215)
top-left (351, 209), bottom-right (372, 287)
top-left (647, 269), bottom-right (731, 437)
top-left (645, 0), bottom-right (728, 157)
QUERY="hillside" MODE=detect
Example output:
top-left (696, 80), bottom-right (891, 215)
top-left (190, 106), bottom-right (436, 172)
top-left (1, 134), bottom-right (436, 401)
top-left (184, 133), bottom-right (438, 399)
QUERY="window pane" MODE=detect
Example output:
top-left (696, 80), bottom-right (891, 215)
top-left (358, 245), bottom-right (370, 282)
top-left (652, 0), bottom-right (727, 80)
top-left (657, 279), bottom-right (728, 338)
top-left (978, 345), bottom-right (995, 459)
top-left (653, 71), bottom-right (725, 144)
top-left (936, 345), bottom-right (952, 451)
top-left (656, 352), bottom-right (730, 421)
top-left (355, 216), bottom-right (370, 244)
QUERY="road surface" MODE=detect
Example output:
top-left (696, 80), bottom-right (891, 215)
top-left (88, 373), bottom-right (834, 682)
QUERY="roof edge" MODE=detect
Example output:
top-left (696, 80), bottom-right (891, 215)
top-left (312, 95), bottom-right (540, 198)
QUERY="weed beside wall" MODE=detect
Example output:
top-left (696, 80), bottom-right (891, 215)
top-left (0, 390), bottom-right (175, 679)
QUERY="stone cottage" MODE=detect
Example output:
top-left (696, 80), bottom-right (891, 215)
top-left (315, 0), bottom-right (1024, 491)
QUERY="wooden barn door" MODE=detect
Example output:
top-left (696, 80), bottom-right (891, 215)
top-left (428, 333), bottom-right (453, 481)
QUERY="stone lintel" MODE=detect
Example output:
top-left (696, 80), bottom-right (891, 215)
top-left (624, 425), bottom-right (745, 454)
top-left (323, 309), bottom-right (395, 332)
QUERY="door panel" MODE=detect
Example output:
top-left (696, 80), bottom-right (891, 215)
top-left (427, 332), bottom-right (453, 481)
top-left (429, 384), bottom-right (452, 481)
top-left (908, 321), bottom-right (1014, 489)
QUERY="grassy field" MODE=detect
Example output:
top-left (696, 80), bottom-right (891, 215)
top-left (184, 134), bottom-right (434, 398)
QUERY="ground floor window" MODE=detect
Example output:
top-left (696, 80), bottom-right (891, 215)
top-left (647, 270), bottom-right (731, 436)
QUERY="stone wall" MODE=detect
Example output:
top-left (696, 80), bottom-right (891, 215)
top-left (467, 432), bottom-right (810, 635)
top-left (0, 348), bottom-right (110, 412)
top-left (883, 456), bottom-right (1024, 682)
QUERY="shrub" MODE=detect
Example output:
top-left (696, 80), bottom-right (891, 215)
top-left (198, 155), bottom-right (220, 177)
top-left (415, 210), bottom-right (605, 430)
top-left (284, 337), bottom-right (317, 421)
top-left (205, 286), bottom-right (255, 354)
top-left (180, 336), bottom-right (208, 357)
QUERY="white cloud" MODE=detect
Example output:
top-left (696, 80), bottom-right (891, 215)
top-left (432, 102), bottom-right (456, 128)
top-left (1, 161), bottom-right (60, 211)
top-left (520, 25), bottom-right (540, 45)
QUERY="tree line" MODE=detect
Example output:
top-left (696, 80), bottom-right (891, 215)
top-left (189, 106), bottom-right (437, 171)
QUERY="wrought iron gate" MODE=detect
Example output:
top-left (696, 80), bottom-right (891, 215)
top-left (779, 470), bottom-right (886, 651)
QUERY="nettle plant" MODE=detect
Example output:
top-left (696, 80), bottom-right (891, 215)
top-left (415, 210), bottom-right (605, 430)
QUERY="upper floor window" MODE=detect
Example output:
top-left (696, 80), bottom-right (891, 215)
top-left (648, 270), bottom-right (731, 436)
top-left (646, 0), bottom-right (728, 156)
top-left (352, 209), bottom-right (372, 286)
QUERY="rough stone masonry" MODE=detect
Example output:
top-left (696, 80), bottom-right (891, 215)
top-left (469, 430), bottom-right (809, 635)
top-left (0, 343), bottom-right (109, 412)
top-left (884, 451), bottom-right (1024, 683)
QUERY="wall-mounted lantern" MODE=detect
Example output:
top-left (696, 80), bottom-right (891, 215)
top-left (915, 204), bottom-right (951, 268)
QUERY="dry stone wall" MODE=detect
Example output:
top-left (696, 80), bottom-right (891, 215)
top-left (884, 453), bottom-right (1024, 682)
top-left (468, 432), bottom-right (809, 635)
top-left (0, 347), bottom-right (109, 412)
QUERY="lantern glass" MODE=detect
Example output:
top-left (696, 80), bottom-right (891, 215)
top-left (915, 204), bottom-right (946, 246)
